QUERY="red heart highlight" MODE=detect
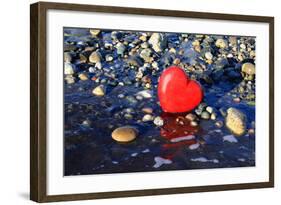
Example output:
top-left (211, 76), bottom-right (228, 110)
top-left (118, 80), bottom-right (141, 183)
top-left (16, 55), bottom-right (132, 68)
top-left (158, 66), bottom-right (203, 113)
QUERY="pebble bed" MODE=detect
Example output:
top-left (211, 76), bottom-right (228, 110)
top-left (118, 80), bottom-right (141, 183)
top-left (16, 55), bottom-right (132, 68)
top-left (63, 28), bottom-right (255, 176)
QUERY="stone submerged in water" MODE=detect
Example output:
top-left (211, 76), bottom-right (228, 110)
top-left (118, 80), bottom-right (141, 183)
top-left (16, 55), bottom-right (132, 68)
top-left (225, 107), bottom-right (246, 136)
top-left (92, 85), bottom-right (106, 96)
top-left (111, 126), bottom-right (138, 142)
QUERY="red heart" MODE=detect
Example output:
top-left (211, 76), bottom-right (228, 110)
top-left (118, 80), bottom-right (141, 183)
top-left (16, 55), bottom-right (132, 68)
top-left (158, 66), bottom-right (203, 113)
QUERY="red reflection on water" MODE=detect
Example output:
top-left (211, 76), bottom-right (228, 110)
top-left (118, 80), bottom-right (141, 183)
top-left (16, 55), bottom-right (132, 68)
top-left (159, 112), bottom-right (200, 160)
top-left (160, 112), bottom-right (199, 140)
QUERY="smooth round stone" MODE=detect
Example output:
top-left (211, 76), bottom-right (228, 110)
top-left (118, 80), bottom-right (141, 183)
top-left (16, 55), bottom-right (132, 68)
top-left (173, 58), bottom-right (181, 65)
top-left (185, 113), bottom-right (197, 121)
top-left (89, 51), bottom-right (102, 63)
top-left (210, 113), bottom-right (217, 120)
top-left (153, 116), bottom-right (164, 126)
top-left (89, 29), bottom-right (100, 36)
top-left (142, 107), bottom-right (153, 114)
top-left (78, 73), bottom-right (88, 81)
top-left (240, 44), bottom-right (246, 50)
top-left (92, 85), bottom-right (106, 96)
top-left (205, 52), bottom-right (213, 60)
top-left (215, 38), bottom-right (227, 48)
top-left (105, 55), bottom-right (113, 62)
top-left (242, 63), bottom-right (255, 75)
top-left (64, 62), bottom-right (75, 75)
top-left (111, 126), bottom-right (138, 142)
top-left (142, 114), bottom-right (154, 122)
top-left (201, 111), bottom-right (210, 120)
top-left (206, 106), bottom-right (213, 114)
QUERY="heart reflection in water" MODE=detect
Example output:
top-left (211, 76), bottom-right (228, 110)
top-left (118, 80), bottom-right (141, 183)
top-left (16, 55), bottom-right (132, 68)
top-left (159, 112), bottom-right (200, 160)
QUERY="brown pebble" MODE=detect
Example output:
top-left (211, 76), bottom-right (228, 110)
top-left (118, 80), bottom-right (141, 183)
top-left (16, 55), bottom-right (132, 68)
top-left (142, 107), bottom-right (153, 114)
top-left (111, 126), bottom-right (138, 142)
top-left (78, 73), bottom-right (89, 81)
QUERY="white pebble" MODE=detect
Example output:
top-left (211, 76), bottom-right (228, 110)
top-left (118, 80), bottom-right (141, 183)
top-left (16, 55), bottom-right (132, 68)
top-left (153, 116), bottom-right (164, 126)
top-left (136, 90), bottom-right (153, 98)
top-left (142, 114), bottom-right (154, 122)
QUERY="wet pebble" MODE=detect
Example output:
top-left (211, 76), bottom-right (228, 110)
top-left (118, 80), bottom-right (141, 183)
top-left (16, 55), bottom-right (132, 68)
top-left (153, 116), bottom-right (164, 126)
top-left (201, 111), bottom-right (210, 120)
top-left (142, 114), bottom-right (154, 122)
top-left (225, 107), bottom-right (246, 136)
top-left (116, 42), bottom-right (126, 56)
top-left (89, 51), bottom-right (102, 63)
top-left (111, 126), bottom-right (138, 142)
top-left (136, 90), bottom-right (153, 98)
top-left (185, 113), bottom-right (197, 121)
top-left (89, 29), bottom-right (100, 36)
top-left (148, 33), bottom-right (167, 52)
top-left (210, 113), bottom-right (217, 120)
top-left (142, 107), bottom-right (153, 114)
top-left (64, 62), bottom-right (75, 75)
top-left (78, 73), bottom-right (88, 81)
top-left (242, 62), bottom-right (255, 75)
top-left (105, 54), bottom-right (113, 62)
top-left (206, 106), bottom-right (213, 114)
top-left (205, 52), bottom-right (213, 60)
top-left (215, 38), bottom-right (227, 48)
top-left (92, 85), bottom-right (106, 96)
